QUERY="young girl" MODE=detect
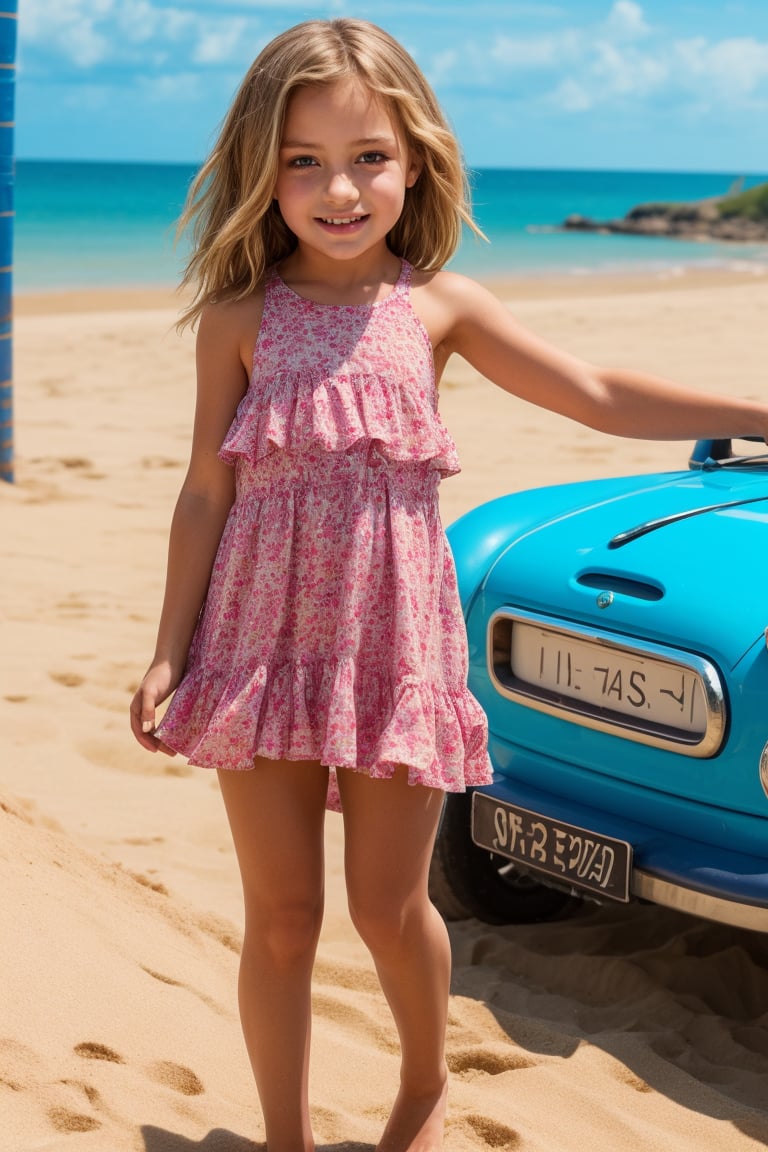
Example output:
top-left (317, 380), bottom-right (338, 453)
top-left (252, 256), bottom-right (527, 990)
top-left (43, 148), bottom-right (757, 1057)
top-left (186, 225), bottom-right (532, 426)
top-left (130, 17), bottom-right (768, 1152)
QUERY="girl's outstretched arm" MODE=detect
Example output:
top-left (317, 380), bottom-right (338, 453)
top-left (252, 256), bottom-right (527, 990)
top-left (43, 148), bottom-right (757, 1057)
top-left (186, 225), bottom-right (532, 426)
top-left (130, 299), bottom-right (257, 752)
top-left (422, 273), bottom-right (768, 442)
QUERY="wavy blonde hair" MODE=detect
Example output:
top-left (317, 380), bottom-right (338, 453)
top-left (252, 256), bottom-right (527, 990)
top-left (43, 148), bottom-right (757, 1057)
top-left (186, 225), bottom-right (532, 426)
top-left (176, 18), bottom-right (484, 328)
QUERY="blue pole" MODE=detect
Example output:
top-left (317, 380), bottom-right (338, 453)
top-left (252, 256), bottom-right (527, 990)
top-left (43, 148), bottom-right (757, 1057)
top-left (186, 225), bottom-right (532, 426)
top-left (0, 3), bottom-right (17, 483)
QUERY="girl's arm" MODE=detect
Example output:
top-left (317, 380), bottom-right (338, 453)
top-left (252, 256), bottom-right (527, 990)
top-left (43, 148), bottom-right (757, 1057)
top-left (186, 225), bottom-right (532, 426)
top-left (130, 300), bottom-right (255, 752)
top-left (423, 273), bottom-right (768, 442)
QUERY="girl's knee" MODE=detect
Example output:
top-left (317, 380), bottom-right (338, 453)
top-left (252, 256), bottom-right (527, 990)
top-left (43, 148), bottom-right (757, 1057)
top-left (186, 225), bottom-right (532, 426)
top-left (347, 894), bottom-right (424, 957)
top-left (245, 897), bottom-right (324, 969)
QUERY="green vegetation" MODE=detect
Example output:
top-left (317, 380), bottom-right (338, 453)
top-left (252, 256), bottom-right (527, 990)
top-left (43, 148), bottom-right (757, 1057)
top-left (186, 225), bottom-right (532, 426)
top-left (718, 181), bottom-right (768, 221)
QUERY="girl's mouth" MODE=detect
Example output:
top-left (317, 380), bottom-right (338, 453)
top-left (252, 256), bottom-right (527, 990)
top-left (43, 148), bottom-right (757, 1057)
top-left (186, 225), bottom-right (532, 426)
top-left (317, 215), bottom-right (369, 228)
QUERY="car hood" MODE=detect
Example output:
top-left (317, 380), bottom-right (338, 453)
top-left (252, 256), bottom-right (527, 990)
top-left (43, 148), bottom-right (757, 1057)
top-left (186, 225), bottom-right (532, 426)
top-left (481, 469), bottom-right (768, 668)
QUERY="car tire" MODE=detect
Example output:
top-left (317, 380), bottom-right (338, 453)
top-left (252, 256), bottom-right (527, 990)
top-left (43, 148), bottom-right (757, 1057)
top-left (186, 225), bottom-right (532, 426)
top-left (429, 791), bottom-right (581, 925)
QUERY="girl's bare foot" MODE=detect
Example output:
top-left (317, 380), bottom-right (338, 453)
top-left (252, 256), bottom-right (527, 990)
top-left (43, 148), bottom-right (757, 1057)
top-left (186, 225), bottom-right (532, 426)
top-left (376, 1077), bottom-right (448, 1152)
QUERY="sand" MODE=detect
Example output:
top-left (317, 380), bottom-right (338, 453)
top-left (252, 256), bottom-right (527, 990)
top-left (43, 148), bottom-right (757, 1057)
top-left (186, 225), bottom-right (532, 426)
top-left (3, 267), bottom-right (768, 1151)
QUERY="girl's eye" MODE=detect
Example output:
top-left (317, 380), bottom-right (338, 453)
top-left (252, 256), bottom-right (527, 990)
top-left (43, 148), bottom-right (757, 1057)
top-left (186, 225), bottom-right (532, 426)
top-left (358, 151), bottom-right (387, 165)
top-left (288, 156), bottom-right (317, 169)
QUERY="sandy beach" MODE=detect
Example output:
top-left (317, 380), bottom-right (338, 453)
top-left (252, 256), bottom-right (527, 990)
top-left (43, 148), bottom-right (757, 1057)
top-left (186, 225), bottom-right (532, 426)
top-left (3, 267), bottom-right (768, 1151)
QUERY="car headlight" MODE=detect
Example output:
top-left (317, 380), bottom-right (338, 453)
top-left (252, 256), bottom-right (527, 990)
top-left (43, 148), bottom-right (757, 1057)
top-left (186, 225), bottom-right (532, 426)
top-left (761, 740), bottom-right (768, 800)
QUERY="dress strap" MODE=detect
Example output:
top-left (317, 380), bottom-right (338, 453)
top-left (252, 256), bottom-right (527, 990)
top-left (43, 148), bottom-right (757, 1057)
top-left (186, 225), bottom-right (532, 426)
top-left (264, 265), bottom-right (282, 293)
top-left (393, 259), bottom-right (414, 297)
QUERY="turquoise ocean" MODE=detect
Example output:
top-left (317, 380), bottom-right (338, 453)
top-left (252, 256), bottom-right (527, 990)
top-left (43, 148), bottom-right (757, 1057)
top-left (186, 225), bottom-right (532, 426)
top-left (13, 161), bottom-right (768, 292)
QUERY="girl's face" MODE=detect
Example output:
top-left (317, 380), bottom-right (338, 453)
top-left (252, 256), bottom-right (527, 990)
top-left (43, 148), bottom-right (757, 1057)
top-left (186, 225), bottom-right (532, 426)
top-left (274, 78), bottom-right (421, 266)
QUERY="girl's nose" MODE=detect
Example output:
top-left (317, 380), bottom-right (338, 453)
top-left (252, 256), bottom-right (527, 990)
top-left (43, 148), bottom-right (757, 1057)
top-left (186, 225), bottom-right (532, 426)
top-left (325, 170), bottom-right (357, 203)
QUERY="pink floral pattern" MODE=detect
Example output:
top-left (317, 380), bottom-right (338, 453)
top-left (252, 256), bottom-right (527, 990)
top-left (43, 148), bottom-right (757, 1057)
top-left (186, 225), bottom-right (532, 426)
top-left (156, 262), bottom-right (492, 810)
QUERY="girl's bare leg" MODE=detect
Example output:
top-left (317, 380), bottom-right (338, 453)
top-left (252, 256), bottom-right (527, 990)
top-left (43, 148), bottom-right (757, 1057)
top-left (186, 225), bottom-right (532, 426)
top-left (337, 767), bottom-right (450, 1152)
top-left (217, 759), bottom-right (329, 1152)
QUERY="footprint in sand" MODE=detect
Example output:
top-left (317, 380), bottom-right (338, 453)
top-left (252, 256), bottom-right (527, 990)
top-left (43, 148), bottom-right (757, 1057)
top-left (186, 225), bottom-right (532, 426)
top-left (147, 1060), bottom-right (205, 1096)
top-left (452, 1113), bottom-right (521, 1148)
top-left (58, 456), bottom-right (93, 470)
top-left (74, 1041), bottom-right (125, 1064)
top-left (47, 1079), bottom-right (106, 1133)
top-left (448, 1044), bottom-right (536, 1077)
top-left (47, 1106), bottom-right (101, 1133)
top-left (53, 456), bottom-right (106, 480)
top-left (49, 670), bottom-right (86, 688)
top-left (69, 1046), bottom-right (205, 1135)
top-left (45, 1069), bottom-right (110, 1135)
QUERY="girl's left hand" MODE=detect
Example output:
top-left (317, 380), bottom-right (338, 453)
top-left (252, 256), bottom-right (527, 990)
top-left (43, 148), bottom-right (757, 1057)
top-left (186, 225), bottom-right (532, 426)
top-left (129, 659), bottom-right (179, 755)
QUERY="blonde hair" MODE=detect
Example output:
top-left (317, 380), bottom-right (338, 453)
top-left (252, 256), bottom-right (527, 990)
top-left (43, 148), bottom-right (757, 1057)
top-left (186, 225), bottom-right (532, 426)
top-left (176, 18), bottom-right (484, 328)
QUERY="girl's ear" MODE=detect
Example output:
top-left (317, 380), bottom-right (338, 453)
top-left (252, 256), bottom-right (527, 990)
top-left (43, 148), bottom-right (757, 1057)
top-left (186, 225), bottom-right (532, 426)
top-left (405, 154), bottom-right (423, 188)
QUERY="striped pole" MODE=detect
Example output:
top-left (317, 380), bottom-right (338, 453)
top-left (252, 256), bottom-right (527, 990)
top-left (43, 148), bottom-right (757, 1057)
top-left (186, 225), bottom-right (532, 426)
top-left (0, 4), bottom-right (17, 483)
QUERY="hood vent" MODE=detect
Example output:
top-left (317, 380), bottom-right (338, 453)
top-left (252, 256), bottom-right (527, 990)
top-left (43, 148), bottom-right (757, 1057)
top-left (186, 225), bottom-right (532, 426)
top-left (577, 571), bottom-right (663, 601)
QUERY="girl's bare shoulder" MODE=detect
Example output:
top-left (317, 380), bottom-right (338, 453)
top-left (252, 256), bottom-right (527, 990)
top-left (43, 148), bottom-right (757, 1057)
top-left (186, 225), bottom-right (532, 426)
top-left (199, 288), bottom-right (266, 338)
top-left (409, 268), bottom-right (509, 346)
top-left (411, 267), bottom-right (506, 314)
top-left (197, 287), bottom-right (267, 374)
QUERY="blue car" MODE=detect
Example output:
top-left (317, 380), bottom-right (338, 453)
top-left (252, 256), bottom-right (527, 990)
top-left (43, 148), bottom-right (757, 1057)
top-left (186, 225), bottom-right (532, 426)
top-left (430, 437), bottom-right (768, 932)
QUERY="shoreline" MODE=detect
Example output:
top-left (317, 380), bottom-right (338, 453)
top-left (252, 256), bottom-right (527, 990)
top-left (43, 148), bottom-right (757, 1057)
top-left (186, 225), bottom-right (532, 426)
top-left (12, 261), bottom-right (768, 316)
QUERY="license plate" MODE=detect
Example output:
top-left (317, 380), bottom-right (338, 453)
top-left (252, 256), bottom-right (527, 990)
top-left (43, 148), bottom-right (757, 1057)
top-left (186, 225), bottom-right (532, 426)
top-left (512, 621), bottom-right (706, 733)
top-left (472, 792), bottom-right (632, 902)
top-left (488, 611), bottom-right (725, 757)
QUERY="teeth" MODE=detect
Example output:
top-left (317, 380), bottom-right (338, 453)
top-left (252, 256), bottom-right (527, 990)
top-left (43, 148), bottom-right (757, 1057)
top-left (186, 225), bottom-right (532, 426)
top-left (322, 217), bottom-right (361, 225)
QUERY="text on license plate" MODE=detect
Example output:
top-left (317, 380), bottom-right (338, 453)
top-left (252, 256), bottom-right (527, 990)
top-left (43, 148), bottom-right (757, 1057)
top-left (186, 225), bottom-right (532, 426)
top-left (472, 793), bottom-right (632, 902)
top-left (511, 621), bottom-right (707, 735)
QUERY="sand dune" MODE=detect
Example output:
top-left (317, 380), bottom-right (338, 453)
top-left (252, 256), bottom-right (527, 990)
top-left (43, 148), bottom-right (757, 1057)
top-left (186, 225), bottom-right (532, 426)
top-left (2, 270), bottom-right (768, 1151)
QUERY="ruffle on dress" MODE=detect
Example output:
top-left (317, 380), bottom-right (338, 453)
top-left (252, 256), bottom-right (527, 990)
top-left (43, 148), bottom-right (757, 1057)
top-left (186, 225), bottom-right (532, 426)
top-left (156, 655), bottom-right (491, 813)
top-left (219, 368), bottom-right (461, 478)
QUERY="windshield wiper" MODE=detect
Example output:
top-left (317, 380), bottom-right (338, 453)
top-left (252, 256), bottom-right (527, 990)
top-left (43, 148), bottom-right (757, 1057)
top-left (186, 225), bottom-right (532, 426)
top-left (609, 496), bottom-right (768, 549)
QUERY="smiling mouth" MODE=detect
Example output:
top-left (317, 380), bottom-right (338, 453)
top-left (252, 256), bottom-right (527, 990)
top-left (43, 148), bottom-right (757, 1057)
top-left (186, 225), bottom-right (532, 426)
top-left (319, 215), bottom-right (368, 225)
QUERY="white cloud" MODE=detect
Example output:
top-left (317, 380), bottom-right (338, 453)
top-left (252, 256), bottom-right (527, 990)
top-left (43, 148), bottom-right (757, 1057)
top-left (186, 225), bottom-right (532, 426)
top-left (21, 0), bottom-right (115, 67)
top-left (675, 36), bottom-right (768, 99)
top-left (591, 40), bottom-right (667, 96)
top-left (115, 2), bottom-right (195, 46)
top-left (193, 19), bottom-right (250, 65)
top-left (19, 0), bottom-right (252, 71)
top-left (480, 7), bottom-right (767, 114)
top-left (604, 1), bottom-right (651, 41)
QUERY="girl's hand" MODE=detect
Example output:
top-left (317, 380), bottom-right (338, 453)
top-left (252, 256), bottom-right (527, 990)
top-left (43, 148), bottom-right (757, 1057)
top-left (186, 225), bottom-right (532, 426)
top-left (129, 660), bottom-right (180, 755)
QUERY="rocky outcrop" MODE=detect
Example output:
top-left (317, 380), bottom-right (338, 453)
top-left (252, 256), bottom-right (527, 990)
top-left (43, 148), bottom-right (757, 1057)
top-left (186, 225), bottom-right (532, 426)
top-left (563, 186), bottom-right (768, 243)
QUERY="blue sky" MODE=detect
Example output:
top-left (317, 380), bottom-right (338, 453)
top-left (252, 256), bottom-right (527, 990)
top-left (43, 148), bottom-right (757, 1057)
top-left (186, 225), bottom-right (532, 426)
top-left (15, 0), bottom-right (768, 171)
